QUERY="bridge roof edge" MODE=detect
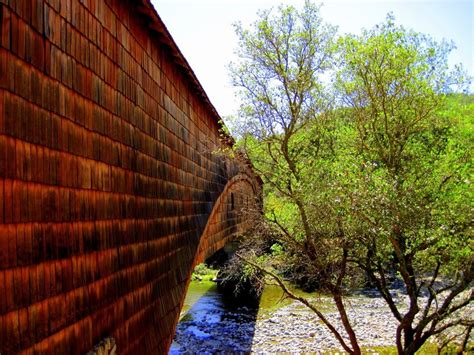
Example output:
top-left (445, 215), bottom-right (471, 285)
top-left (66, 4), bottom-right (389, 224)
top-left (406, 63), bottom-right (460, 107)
top-left (137, 0), bottom-right (234, 146)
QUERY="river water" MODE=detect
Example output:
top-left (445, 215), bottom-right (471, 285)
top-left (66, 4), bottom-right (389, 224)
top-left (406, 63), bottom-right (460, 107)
top-left (168, 280), bottom-right (455, 353)
top-left (168, 279), bottom-right (352, 353)
top-left (169, 280), bottom-right (290, 354)
top-left (169, 279), bottom-right (400, 354)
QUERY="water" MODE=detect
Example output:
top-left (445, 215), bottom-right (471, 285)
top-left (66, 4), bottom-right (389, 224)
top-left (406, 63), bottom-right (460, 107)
top-left (169, 280), bottom-right (454, 353)
top-left (169, 280), bottom-right (317, 354)
top-left (169, 280), bottom-right (260, 353)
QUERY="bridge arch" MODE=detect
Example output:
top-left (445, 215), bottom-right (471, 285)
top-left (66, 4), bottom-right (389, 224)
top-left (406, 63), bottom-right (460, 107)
top-left (194, 172), bottom-right (260, 266)
top-left (166, 171), bottom-right (261, 351)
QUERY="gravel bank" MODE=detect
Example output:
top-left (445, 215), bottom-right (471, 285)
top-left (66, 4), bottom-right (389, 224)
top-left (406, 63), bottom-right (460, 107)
top-left (171, 285), bottom-right (472, 354)
top-left (250, 289), bottom-right (402, 353)
top-left (171, 288), bottom-right (405, 353)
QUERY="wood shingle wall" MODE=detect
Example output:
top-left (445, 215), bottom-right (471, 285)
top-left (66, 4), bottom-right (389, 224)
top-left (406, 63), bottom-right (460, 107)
top-left (0, 0), bottom-right (260, 353)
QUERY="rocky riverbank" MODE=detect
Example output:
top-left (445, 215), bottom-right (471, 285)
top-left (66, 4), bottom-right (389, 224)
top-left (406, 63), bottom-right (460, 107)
top-left (251, 289), bottom-right (400, 353)
top-left (170, 281), bottom-right (472, 354)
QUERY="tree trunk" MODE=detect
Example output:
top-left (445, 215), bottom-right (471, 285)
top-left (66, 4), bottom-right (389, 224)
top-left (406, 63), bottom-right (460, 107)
top-left (333, 293), bottom-right (361, 355)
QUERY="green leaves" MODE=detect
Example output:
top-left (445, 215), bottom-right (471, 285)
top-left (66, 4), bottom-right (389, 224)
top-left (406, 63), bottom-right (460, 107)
top-left (337, 14), bottom-right (470, 177)
top-left (230, 1), bottom-right (336, 140)
top-left (230, 3), bottom-right (472, 351)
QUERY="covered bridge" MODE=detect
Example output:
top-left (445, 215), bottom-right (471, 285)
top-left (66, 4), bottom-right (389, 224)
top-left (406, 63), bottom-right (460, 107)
top-left (0, 0), bottom-right (261, 353)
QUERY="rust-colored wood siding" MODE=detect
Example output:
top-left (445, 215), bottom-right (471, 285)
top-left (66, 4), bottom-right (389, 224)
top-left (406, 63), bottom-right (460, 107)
top-left (0, 0), bottom-right (260, 353)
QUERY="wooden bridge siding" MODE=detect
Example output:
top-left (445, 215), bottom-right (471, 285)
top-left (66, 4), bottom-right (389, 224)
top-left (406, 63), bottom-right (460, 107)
top-left (194, 175), bottom-right (257, 266)
top-left (0, 0), bottom-right (258, 353)
top-left (134, 175), bottom-right (256, 354)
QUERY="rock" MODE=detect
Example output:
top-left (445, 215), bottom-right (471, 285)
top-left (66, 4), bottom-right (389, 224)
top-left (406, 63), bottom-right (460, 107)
top-left (172, 284), bottom-right (430, 354)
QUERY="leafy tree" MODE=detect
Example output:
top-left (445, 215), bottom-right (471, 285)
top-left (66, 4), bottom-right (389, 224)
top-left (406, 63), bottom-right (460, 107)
top-left (337, 16), bottom-right (472, 353)
top-left (230, 1), bottom-right (365, 352)
top-left (230, 2), bottom-right (472, 354)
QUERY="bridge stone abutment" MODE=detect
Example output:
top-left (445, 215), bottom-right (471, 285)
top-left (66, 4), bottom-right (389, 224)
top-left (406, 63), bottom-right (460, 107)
top-left (0, 1), bottom-right (261, 353)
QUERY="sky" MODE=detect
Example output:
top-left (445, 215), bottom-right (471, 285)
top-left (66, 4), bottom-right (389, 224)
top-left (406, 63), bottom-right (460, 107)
top-left (150, 0), bottom-right (473, 118)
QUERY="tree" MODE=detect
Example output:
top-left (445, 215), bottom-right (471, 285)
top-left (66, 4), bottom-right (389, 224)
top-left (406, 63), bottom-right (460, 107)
top-left (230, 1), bottom-right (364, 353)
top-left (230, 2), bottom-right (472, 354)
top-left (337, 15), bottom-right (473, 353)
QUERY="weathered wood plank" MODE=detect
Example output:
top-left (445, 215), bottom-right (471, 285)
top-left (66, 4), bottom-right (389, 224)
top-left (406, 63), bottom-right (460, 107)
top-left (0, 0), bottom-right (260, 353)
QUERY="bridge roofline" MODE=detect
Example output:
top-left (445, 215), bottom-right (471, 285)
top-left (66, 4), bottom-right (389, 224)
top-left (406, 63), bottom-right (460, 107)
top-left (136, 0), bottom-right (234, 146)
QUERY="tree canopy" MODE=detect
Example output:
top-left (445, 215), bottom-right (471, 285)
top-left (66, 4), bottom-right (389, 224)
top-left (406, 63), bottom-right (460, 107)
top-left (230, 2), bottom-right (472, 354)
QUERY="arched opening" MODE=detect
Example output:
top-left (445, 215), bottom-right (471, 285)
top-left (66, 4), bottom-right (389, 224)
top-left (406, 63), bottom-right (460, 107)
top-left (170, 243), bottom-right (260, 354)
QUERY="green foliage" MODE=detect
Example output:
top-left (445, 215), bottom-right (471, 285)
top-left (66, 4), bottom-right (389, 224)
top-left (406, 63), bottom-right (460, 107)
top-left (218, 247), bottom-right (266, 303)
top-left (192, 263), bottom-right (219, 281)
top-left (230, 0), bottom-right (337, 140)
top-left (270, 243), bottom-right (284, 255)
top-left (337, 13), bottom-right (470, 174)
top-left (231, 2), bottom-right (472, 353)
top-left (336, 16), bottom-right (472, 284)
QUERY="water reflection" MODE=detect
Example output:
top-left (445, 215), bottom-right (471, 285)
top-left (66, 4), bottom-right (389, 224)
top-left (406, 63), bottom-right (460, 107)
top-left (169, 281), bottom-right (259, 354)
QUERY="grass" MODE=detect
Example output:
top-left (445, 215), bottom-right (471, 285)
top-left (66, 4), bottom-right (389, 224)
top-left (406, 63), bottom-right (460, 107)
top-left (191, 263), bottom-right (219, 281)
top-left (360, 342), bottom-right (463, 354)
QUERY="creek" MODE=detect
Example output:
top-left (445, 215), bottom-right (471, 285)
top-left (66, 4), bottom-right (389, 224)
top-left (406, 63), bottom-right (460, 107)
top-left (168, 280), bottom-right (449, 354)
top-left (169, 280), bottom-right (259, 353)
top-left (169, 280), bottom-right (344, 354)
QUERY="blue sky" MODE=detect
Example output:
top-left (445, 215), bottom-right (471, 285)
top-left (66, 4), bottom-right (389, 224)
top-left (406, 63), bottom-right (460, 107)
top-left (151, 0), bottom-right (473, 118)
